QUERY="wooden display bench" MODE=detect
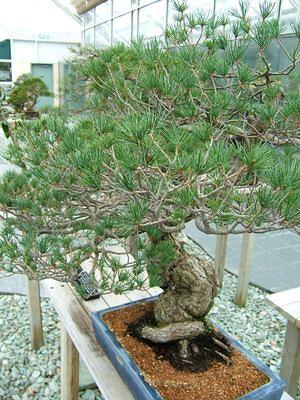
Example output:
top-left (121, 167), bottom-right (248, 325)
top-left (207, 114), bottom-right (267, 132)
top-left (26, 278), bottom-right (294, 399)
top-left (267, 288), bottom-right (300, 399)
top-left (27, 278), bottom-right (160, 400)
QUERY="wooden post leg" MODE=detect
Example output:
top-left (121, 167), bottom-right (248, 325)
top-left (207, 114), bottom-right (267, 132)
top-left (61, 325), bottom-right (79, 400)
top-left (26, 278), bottom-right (43, 350)
top-left (235, 233), bottom-right (255, 307)
top-left (280, 321), bottom-right (300, 398)
top-left (214, 234), bottom-right (228, 287)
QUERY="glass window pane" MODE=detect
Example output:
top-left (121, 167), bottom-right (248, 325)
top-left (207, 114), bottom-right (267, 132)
top-left (168, 0), bottom-right (212, 24)
top-left (112, 14), bottom-right (132, 44)
top-left (215, 0), bottom-right (278, 16)
top-left (132, 10), bottom-right (138, 40)
top-left (186, 0), bottom-right (211, 12)
top-left (167, 1), bottom-right (178, 24)
top-left (84, 28), bottom-right (94, 47)
top-left (113, 0), bottom-right (132, 16)
top-left (138, 1), bottom-right (166, 39)
top-left (215, 0), bottom-right (236, 14)
top-left (0, 40), bottom-right (11, 60)
top-left (84, 9), bottom-right (94, 27)
top-left (273, 35), bottom-right (299, 69)
top-left (247, 0), bottom-right (272, 18)
top-left (95, 22), bottom-right (111, 48)
top-left (96, 0), bottom-right (112, 23)
top-left (280, 0), bottom-right (299, 24)
top-left (139, 0), bottom-right (153, 5)
top-left (0, 62), bottom-right (12, 82)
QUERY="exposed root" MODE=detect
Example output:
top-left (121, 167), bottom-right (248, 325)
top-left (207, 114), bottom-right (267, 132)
top-left (140, 321), bottom-right (206, 343)
top-left (212, 337), bottom-right (231, 353)
top-left (179, 339), bottom-right (190, 359)
top-left (182, 359), bottom-right (193, 365)
top-left (215, 350), bottom-right (232, 366)
top-left (194, 334), bottom-right (232, 366)
top-left (191, 343), bottom-right (200, 354)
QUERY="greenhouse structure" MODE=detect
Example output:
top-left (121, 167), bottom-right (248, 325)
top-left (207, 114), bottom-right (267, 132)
top-left (73, 0), bottom-right (300, 47)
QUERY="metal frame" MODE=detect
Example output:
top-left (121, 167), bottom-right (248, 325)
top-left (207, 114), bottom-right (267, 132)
top-left (82, 0), bottom-right (169, 47)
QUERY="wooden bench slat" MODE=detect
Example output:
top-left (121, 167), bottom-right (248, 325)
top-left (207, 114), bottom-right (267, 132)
top-left (147, 287), bottom-right (163, 296)
top-left (42, 280), bottom-right (135, 400)
top-left (267, 287), bottom-right (300, 398)
top-left (42, 278), bottom-right (163, 400)
top-left (267, 288), bottom-right (300, 329)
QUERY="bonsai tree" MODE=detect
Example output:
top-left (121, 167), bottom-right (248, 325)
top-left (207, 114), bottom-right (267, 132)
top-left (0, 1), bottom-right (300, 358)
top-left (0, 86), bottom-right (18, 139)
top-left (7, 73), bottom-right (52, 113)
top-left (0, 87), bottom-right (7, 131)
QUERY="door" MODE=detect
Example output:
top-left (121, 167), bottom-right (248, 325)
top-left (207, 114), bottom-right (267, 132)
top-left (31, 63), bottom-right (54, 109)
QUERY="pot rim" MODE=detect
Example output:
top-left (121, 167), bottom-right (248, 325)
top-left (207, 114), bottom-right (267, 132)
top-left (91, 295), bottom-right (285, 400)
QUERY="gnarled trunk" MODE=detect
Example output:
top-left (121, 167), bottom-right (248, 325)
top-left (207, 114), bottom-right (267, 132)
top-left (141, 253), bottom-right (219, 348)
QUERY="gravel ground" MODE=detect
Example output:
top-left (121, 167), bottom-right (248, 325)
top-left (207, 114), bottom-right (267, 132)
top-left (0, 294), bottom-right (103, 400)
top-left (0, 241), bottom-right (294, 399)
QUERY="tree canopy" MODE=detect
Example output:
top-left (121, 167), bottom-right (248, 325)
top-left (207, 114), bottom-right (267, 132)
top-left (0, 1), bottom-right (299, 293)
top-left (8, 74), bottom-right (52, 113)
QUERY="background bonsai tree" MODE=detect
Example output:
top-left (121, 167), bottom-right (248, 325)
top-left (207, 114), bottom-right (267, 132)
top-left (7, 73), bottom-right (52, 114)
top-left (0, 1), bottom-right (300, 358)
top-left (0, 87), bottom-right (7, 130)
top-left (0, 86), bottom-right (22, 141)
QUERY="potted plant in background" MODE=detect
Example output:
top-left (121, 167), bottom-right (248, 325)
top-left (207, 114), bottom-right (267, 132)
top-left (1, 73), bottom-right (52, 146)
top-left (0, 1), bottom-right (299, 399)
top-left (7, 73), bottom-right (52, 118)
top-left (0, 86), bottom-right (15, 138)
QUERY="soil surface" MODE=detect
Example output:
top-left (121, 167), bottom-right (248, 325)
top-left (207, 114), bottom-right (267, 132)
top-left (103, 302), bottom-right (269, 400)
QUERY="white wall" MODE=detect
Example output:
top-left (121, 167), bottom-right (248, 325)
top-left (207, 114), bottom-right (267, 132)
top-left (0, 0), bottom-right (80, 102)
top-left (12, 41), bottom-right (36, 62)
top-left (5, 39), bottom-right (78, 106)
top-left (37, 42), bottom-right (75, 63)
top-left (12, 40), bottom-right (76, 64)
top-left (10, 39), bottom-right (76, 81)
top-left (11, 62), bottom-right (31, 82)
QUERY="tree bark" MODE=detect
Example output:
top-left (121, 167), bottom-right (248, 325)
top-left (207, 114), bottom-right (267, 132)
top-left (141, 321), bottom-right (206, 343)
top-left (141, 253), bottom-right (219, 343)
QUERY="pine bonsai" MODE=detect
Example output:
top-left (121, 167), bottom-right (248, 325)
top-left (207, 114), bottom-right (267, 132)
top-left (0, 1), bottom-right (300, 357)
top-left (7, 74), bottom-right (52, 114)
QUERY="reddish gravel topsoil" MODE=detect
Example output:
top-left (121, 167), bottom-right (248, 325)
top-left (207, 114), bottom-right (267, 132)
top-left (103, 302), bottom-right (268, 400)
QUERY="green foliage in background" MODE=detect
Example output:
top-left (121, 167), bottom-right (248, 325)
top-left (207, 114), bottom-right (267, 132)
top-left (8, 74), bottom-right (52, 113)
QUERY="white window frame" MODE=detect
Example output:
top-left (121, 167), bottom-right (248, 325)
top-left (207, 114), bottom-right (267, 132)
top-left (82, 0), bottom-right (169, 47)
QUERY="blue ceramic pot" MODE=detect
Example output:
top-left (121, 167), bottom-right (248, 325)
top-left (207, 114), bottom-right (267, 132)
top-left (91, 297), bottom-right (285, 400)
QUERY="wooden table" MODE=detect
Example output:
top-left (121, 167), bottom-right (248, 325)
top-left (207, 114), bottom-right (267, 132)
top-left (41, 279), bottom-right (162, 400)
top-left (267, 287), bottom-right (300, 398)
